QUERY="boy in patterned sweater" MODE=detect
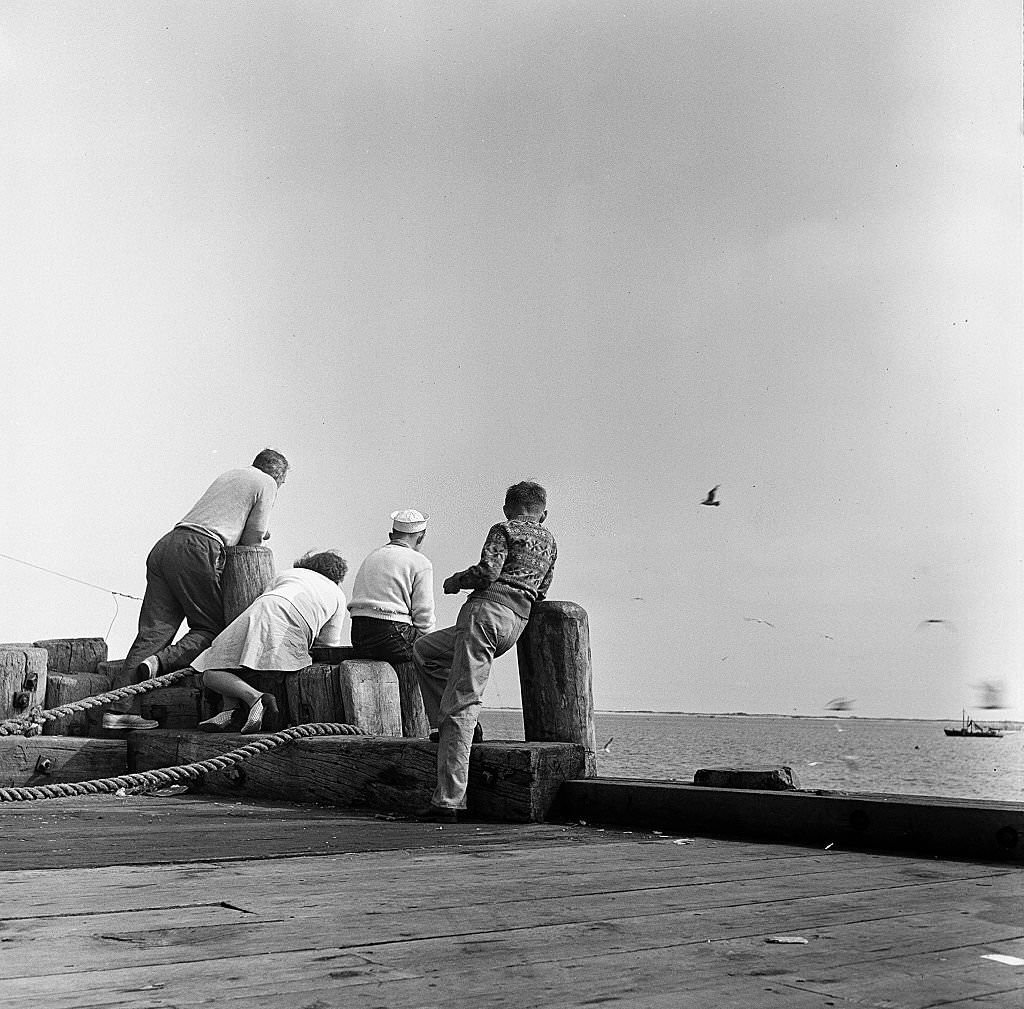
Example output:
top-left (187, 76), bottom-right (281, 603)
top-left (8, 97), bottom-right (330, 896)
top-left (413, 481), bottom-right (557, 821)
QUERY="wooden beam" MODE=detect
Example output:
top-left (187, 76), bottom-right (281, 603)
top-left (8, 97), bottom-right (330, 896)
top-left (128, 731), bottom-right (587, 822)
top-left (556, 778), bottom-right (1024, 863)
top-left (0, 736), bottom-right (127, 786)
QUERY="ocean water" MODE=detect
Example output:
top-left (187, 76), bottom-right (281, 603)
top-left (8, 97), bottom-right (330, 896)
top-left (480, 709), bottom-right (1024, 804)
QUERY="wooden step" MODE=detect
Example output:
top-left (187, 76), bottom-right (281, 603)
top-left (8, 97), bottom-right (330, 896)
top-left (129, 730), bottom-right (587, 822)
top-left (0, 736), bottom-right (127, 786)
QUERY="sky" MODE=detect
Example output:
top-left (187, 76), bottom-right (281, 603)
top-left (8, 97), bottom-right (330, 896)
top-left (1, 1), bottom-right (1021, 720)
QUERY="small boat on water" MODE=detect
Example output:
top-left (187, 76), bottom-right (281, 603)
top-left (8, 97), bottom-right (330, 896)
top-left (944, 711), bottom-right (1003, 738)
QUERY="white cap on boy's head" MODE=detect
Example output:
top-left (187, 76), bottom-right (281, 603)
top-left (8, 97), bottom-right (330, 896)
top-left (391, 509), bottom-right (428, 533)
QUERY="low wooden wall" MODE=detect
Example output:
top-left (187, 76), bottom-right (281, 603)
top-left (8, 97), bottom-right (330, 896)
top-left (555, 777), bottom-right (1024, 863)
top-left (129, 731), bottom-right (587, 822)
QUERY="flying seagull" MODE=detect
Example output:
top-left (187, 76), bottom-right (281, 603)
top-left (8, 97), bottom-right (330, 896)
top-left (743, 616), bottom-right (776, 628)
top-left (917, 619), bottom-right (956, 633)
top-left (701, 485), bottom-right (721, 506)
top-left (825, 697), bottom-right (855, 712)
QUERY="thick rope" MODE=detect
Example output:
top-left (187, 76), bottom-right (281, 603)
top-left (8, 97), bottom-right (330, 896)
top-left (0, 669), bottom-right (194, 737)
top-left (0, 721), bottom-right (367, 802)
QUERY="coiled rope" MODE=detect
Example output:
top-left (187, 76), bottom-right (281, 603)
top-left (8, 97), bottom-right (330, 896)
top-left (0, 722), bottom-right (367, 802)
top-left (0, 669), bottom-right (196, 737)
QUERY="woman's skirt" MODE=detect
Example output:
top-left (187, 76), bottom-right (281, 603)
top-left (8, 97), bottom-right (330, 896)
top-left (191, 595), bottom-right (314, 672)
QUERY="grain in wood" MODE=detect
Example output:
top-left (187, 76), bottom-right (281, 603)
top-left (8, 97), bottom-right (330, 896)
top-left (284, 663), bottom-right (344, 723)
top-left (0, 736), bottom-right (126, 786)
top-left (0, 646), bottom-right (48, 721)
top-left (392, 659), bottom-right (430, 737)
top-left (221, 544), bottom-right (275, 624)
top-left (31, 637), bottom-right (107, 675)
top-left (42, 671), bottom-right (114, 735)
top-left (338, 660), bottom-right (402, 735)
top-left (128, 732), bottom-right (587, 821)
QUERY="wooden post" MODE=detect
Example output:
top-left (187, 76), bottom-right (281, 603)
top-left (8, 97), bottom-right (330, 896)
top-left (222, 544), bottom-right (276, 624)
top-left (516, 600), bottom-right (596, 777)
top-left (0, 647), bottom-right (49, 722)
top-left (393, 660), bottom-right (430, 738)
top-left (285, 664), bottom-right (345, 724)
top-left (338, 661), bottom-right (403, 736)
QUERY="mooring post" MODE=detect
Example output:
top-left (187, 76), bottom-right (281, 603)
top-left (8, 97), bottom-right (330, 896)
top-left (222, 545), bottom-right (276, 624)
top-left (516, 600), bottom-right (597, 777)
top-left (392, 660), bottom-right (431, 738)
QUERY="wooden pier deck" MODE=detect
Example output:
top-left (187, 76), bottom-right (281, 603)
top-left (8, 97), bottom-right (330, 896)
top-left (1, 794), bottom-right (1021, 1008)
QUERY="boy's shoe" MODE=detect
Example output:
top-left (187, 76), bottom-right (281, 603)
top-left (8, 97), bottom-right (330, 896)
top-left (103, 713), bottom-right (159, 730)
top-left (137, 656), bottom-right (160, 679)
top-left (428, 723), bottom-right (484, 744)
top-left (413, 805), bottom-right (459, 823)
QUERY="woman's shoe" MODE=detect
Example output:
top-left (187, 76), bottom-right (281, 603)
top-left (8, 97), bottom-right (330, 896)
top-left (198, 708), bottom-right (244, 733)
top-left (241, 693), bottom-right (279, 734)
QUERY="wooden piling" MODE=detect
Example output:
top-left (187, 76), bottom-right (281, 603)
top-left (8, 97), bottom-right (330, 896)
top-left (221, 544), bottom-right (276, 624)
top-left (517, 600), bottom-right (597, 776)
top-left (393, 660), bottom-right (430, 738)
top-left (337, 661), bottom-right (403, 736)
top-left (0, 647), bottom-right (48, 722)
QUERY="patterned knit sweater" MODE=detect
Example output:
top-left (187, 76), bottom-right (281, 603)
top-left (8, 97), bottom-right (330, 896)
top-left (456, 517), bottom-right (557, 618)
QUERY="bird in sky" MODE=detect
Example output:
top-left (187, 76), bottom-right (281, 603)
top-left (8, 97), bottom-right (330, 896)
top-left (701, 485), bottom-right (721, 506)
top-left (743, 616), bottom-right (775, 628)
top-left (825, 697), bottom-right (855, 712)
top-left (917, 619), bottom-right (956, 633)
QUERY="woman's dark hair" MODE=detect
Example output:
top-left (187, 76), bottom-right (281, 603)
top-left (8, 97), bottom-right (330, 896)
top-left (294, 549), bottom-right (348, 583)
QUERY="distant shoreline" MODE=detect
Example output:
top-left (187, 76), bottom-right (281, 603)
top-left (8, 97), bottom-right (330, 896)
top-left (483, 707), bottom-right (1023, 728)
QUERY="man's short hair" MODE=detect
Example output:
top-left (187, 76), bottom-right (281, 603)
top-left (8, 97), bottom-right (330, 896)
top-left (505, 481), bottom-right (547, 513)
top-left (253, 449), bottom-right (289, 482)
top-left (294, 549), bottom-right (348, 583)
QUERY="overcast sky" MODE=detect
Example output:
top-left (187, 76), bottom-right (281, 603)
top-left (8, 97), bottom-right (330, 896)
top-left (1, 1), bottom-right (1020, 720)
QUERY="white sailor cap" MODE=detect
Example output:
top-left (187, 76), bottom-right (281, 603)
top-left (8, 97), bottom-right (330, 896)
top-left (391, 509), bottom-right (428, 533)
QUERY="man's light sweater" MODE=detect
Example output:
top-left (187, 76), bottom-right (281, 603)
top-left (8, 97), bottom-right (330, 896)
top-left (175, 466), bottom-right (278, 547)
top-left (347, 542), bottom-right (436, 633)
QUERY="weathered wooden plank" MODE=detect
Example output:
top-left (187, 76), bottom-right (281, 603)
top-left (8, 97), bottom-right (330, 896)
top-left (32, 637), bottom-right (107, 675)
top-left (558, 778), bottom-right (1024, 863)
top-left (2, 905), bottom-right (1021, 1009)
top-left (0, 736), bottom-right (126, 785)
top-left (43, 671), bottom-right (114, 736)
top-left (2, 866), bottom-right (1018, 981)
top-left (0, 798), bottom-right (1017, 1009)
top-left (128, 732), bottom-right (588, 821)
top-left (1, 844), bottom-right (1007, 925)
top-left (0, 647), bottom-right (48, 722)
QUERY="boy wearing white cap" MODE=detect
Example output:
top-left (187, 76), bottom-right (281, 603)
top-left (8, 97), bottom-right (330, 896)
top-left (347, 510), bottom-right (436, 664)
